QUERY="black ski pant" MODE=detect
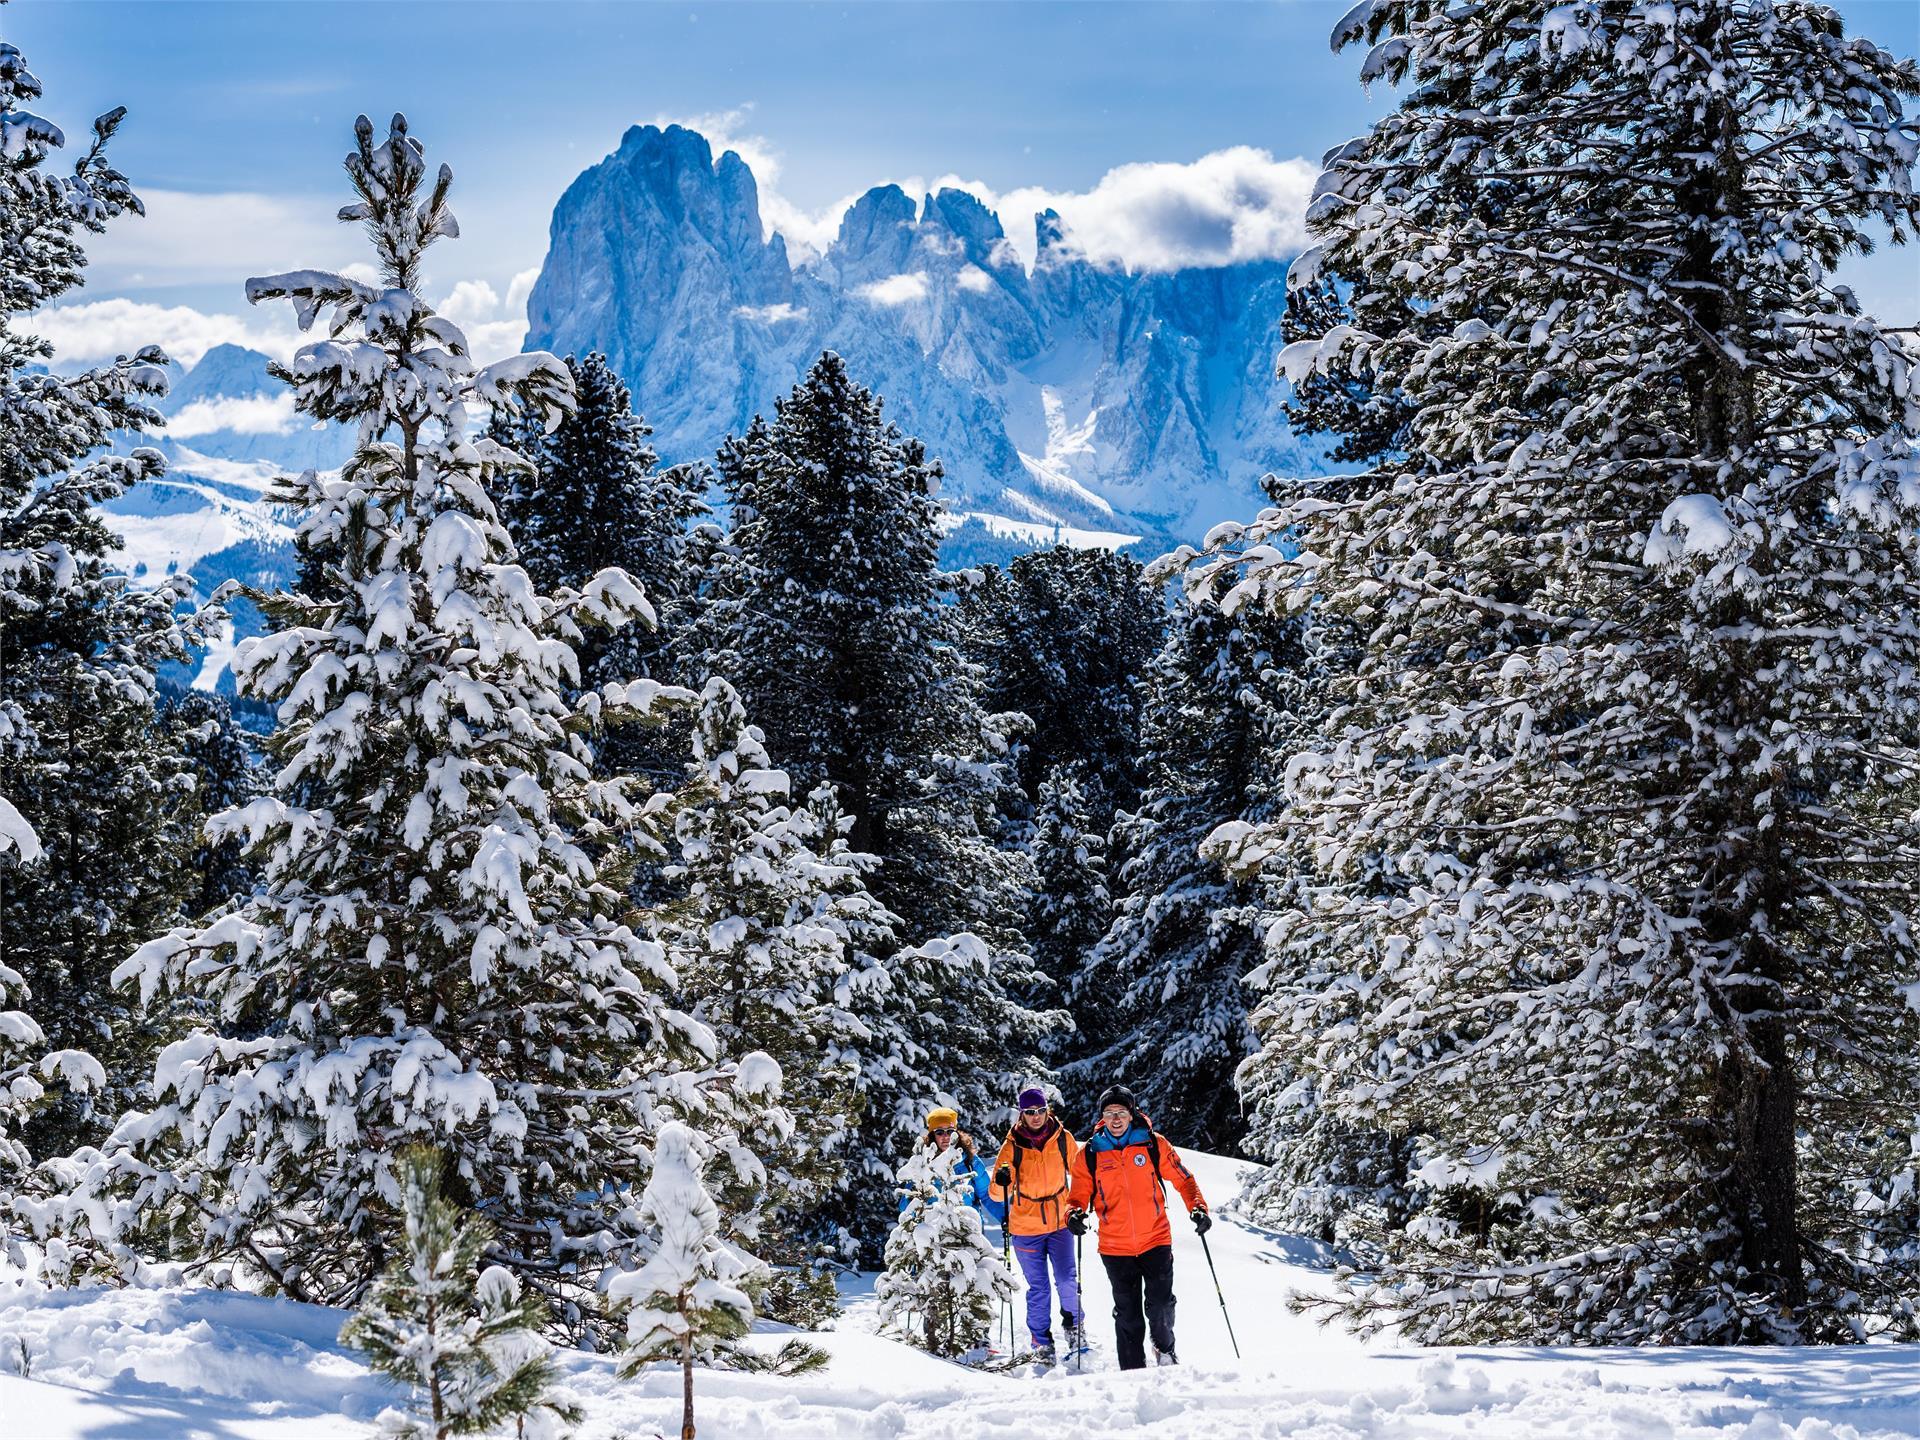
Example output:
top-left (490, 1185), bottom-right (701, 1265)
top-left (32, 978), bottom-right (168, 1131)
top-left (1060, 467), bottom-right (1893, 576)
top-left (1101, 1243), bottom-right (1176, 1369)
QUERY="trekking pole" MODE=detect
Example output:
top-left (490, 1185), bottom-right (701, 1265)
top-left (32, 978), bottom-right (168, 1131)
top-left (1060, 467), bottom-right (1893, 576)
top-left (1197, 1227), bottom-right (1240, 1360)
top-left (1073, 1223), bottom-right (1085, 1373)
top-left (1001, 1223), bottom-right (1014, 1354)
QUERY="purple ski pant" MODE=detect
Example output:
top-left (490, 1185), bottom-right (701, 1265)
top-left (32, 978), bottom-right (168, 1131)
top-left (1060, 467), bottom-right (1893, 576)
top-left (1011, 1228), bottom-right (1080, 1347)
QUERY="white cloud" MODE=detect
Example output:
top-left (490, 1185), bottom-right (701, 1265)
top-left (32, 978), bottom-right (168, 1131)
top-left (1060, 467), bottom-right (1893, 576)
top-left (32, 298), bottom-right (299, 368)
top-left (955, 265), bottom-right (996, 294)
top-left (433, 277), bottom-right (527, 365)
top-left (641, 109), bottom-right (1314, 276)
top-left (858, 273), bottom-right (930, 307)
top-left (166, 393), bottom-right (299, 438)
top-left (504, 266), bottom-right (541, 315)
top-left (733, 302), bottom-right (809, 324)
top-left (935, 147), bottom-right (1318, 273)
top-left (85, 189), bottom-right (357, 290)
top-left (438, 278), bottom-right (501, 326)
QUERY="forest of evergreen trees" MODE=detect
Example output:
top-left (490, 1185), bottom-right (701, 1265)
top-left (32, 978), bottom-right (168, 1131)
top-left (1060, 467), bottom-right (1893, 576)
top-left (2, 0), bottom-right (1917, 1381)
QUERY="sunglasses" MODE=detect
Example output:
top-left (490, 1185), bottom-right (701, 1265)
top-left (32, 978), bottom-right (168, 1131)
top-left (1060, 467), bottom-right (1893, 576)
top-left (1020, 1105), bottom-right (1048, 1116)
top-left (930, 1126), bottom-right (957, 1137)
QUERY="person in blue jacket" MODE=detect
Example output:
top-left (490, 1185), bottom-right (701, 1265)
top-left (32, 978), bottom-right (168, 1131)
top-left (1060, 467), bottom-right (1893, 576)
top-left (902, 1106), bottom-right (1006, 1236)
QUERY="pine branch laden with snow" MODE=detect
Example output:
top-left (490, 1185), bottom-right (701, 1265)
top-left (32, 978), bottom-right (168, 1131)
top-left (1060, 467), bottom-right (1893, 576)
top-left (640, 678), bottom-right (876, 1309)
top-left (875, 1139), bottom-right (1014, 1358)
top-left (341, 1147), bottom-right (580, 1440)
top-left (1186, 0), bottom-right (1920, 1344)
top-left (0, 40), bottom-right (215, 1181)
top-left (46, 114), bottom-right (742, 1326)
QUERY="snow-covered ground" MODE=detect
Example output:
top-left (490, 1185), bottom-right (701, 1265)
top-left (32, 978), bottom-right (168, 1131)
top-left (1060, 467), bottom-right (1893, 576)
top-left (2, 1152), bottom-right (1915, 1439)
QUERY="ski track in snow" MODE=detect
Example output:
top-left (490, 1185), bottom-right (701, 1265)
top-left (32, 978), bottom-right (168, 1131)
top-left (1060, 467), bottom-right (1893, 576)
top-left (1, 1153), bottom-right (1915, 1439)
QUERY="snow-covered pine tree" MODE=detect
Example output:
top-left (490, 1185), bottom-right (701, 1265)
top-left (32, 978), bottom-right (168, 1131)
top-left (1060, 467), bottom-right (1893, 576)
top-left (1, 957), bottom-right (104, 1260)
top-left (161, 690), bottom-right (262, 922)
top-left (341, 1147), bottom-right (581, 1440)
top-left (956, 546), bottom-right (1164, 821)
top-left (61, 114), bottom-right (736, 1325)
top-left (775, 781), bottom-right (945, 1256)
top-left (1278, 270), bottom-right (1417, 470)
top-left (488, 351), bottom-right (709, 770)
top-left (713, 352), bottom-right (1058, 1161)
top-left (1064, 599), bottom-right (1294, 1151)
top-left (0, 38), bottom-right (203, 1162)
top-left (876, 1138), bottom-right (1015, 1358)
top-left (1192, 0), bottom-right (1920, 1343)
top-left (713, 353), bottom-right (1034, 953)
top-left (612, 1120), bottom-right (823, 1440)
top-left (645, 677), bottom-right (870, 1318)
top-left (1026, 765), bottom-right (1111, 1000)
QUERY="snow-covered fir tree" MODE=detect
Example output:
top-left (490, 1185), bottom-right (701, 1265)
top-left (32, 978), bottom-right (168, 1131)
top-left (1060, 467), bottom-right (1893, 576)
top-left (644, 677), bottom-right (872, 1317)
top-left (161, 690), bottom-right (263, 922)
top-left (340, 1147), bottom-right (581, 1440)
top-left (712, 352), bottom-right (1058, 1155)
top-left (956, 546), bottom-right (1164, 821)
top-left (1193, 0), bottom-right (1920, 1343)
top-left (0, 38), bottom-right (202, 1162)
top-left (612, 1120), bottom-right (824, 1440)
top-left (59, 114), bottom-right (747, 1326)
top-left (1278, 271), bottom-right (1417, 469)
top-left (876, 1139), bottom-right (1014, 1358)
top-left (713, 352), bottom-right (1036, 956)
top-left (1, 956), bottom-right (104, 1260)
top-left (1026, 764), bottom-right (1111, 1000)
top-left (488, 351), bottom-right (709, 778)
top-left (1064, 600), bottom-right (1294, 1150)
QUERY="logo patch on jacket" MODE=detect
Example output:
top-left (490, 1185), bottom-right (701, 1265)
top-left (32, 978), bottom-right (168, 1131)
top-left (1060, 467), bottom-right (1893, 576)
top-left (1133, 1153), bottom-right (1147, 1166)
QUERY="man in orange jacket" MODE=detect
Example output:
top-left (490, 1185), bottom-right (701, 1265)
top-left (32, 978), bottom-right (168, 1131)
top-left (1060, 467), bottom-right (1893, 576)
top-left (1066, 1084), bottom-right (1208, 1369)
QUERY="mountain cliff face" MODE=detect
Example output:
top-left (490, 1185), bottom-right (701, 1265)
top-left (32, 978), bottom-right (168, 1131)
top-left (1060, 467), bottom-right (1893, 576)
top-left (527, 125), bottom-right (1326, 552)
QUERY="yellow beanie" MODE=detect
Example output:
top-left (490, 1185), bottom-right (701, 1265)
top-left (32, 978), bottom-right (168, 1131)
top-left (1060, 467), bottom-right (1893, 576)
top-left (925, 1106), bottom-right (959, 1132)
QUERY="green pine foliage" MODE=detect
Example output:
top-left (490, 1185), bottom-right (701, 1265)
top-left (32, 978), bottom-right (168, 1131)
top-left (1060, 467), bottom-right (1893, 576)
top-left (1066, 600), bottom-right (1296, 1151)
top-left (341, 1147), bottom-right (581, 1440)
top-left (713, 352), bottom-right (1031, 952)
top-left (1195, 0), bottom-right (1920, 1343)
top-left (876, 1139), bottom-right (1014, 1358)
top-left (0, 37), bottom-right (202, 1165)
top-left (957, 546), bottom-right (1164, 820)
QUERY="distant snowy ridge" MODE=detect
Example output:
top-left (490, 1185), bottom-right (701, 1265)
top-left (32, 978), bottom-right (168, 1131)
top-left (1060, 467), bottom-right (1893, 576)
top-left (526, 124), bottom-right (1333, 553)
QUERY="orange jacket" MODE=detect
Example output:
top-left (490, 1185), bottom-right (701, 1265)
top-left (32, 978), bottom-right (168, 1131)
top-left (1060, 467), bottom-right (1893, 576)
top-left (988, 1119), bottom-right (1081, 1236)
top-left (1067, 1123), bottom-right (1206, 1257)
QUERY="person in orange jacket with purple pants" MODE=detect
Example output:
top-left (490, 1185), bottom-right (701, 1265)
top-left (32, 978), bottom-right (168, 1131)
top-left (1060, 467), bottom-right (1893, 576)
top-left (988, 1086), bottom-right (1083, 1362)
top-left (1067, 1084), bottom-right (1208, 1369)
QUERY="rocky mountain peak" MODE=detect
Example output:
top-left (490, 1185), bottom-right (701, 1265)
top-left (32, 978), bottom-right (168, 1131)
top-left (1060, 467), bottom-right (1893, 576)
top-left (525, 126), bottom-right (1330, 552)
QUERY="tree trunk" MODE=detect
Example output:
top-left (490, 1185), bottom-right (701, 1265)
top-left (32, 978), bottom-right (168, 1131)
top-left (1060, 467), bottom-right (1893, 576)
top-left (680, 1332), bottom-right (695, 1440)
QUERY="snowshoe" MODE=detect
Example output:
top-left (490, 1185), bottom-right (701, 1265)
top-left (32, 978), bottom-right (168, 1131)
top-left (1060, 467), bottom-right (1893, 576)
top-left (1153, 1346), bottom-right (1178, 1367)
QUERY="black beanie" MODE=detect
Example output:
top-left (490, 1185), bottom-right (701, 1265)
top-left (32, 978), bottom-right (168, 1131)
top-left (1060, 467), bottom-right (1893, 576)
top-left (1094, 1084), bottom-right (1138, 1117)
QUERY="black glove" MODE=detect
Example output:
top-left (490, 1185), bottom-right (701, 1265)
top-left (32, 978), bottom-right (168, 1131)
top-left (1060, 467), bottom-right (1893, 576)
top-left (1067, 1209), bottom-right (1089, 1236)
top-left (993, 1165), bottom-right (1011, 1189)
top-left (1191, 1208), bottom-right (1211, 1235)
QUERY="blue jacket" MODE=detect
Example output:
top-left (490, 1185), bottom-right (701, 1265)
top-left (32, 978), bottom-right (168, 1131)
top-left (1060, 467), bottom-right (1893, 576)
top-left (901, 1147), bottom-right (1008, 1225)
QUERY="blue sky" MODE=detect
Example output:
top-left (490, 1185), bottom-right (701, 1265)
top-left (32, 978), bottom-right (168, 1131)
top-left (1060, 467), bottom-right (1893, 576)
top-left (11, 0), bottom-right (1917, 368)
